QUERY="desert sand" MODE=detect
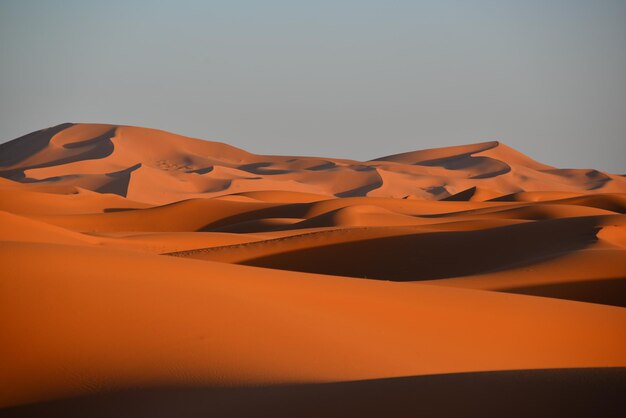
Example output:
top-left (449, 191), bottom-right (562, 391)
top-left (1, 123), bottom-right (625, 417)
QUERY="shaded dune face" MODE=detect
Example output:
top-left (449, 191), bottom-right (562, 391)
top-left (3, 369), bottom-right (626, 418)
top-left (1, 123), bottom-right (626, 416)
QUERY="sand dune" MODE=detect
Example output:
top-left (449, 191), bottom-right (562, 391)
top-left (1, 123), bottom-right (625, 416)
top-left (3, 242), bottom-right (625, 407)
top-left (2, 123), bottom-right (625, 204)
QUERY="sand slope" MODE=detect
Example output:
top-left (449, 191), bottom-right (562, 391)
top-left (3, 241), bottom-right (625, 408)
top-left (1, 124), bottom-right (625, 416)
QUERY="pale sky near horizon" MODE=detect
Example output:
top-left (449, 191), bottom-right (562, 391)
top-left (1, 0), bottom-right (625, 172)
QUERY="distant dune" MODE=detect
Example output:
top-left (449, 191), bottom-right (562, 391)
top-left (1, 124), bottom-right (625, 417)
top-left (2, 123), bottom-right (624, 204)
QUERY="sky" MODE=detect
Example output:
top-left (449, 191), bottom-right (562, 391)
top-left (1, 0), bottom-right (625, 172)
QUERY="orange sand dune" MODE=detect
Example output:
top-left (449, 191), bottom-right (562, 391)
top-left (1, 124), bottom-right (625, 416)
top-left (2, 123), bottom-right (625, 204)
top-left (2, 242), bottom-right (625, 409)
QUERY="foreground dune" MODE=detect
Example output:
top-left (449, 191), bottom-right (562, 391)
top-left (3, 242), bottom-right (626, 407)
top-left (1, 124), bottom-right (625, 416)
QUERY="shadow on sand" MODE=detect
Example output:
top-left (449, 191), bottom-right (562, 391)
top-left (2, 368), bottom-right (624, 418)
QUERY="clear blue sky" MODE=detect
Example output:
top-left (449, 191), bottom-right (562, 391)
top-left (1, 0), bottom-right (625, 171)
